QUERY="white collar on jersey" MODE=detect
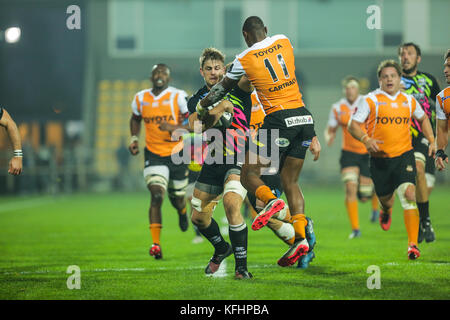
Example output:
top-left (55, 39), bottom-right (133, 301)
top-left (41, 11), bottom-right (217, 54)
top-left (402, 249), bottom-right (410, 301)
top-left (375, 88), bottom-right (402, 101)
top-left (344, 95), bottom-right (362, 108)
top-left (150, 87), bottom-right (171, 99)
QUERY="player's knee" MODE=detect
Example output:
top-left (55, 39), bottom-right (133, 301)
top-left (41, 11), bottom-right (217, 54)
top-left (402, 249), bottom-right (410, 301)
top-left (223, 180), bottom-right (247, 201)
top-left (358, 184), bottom-right (374, 202)
top-left (150, 191), bottom-right (164, 207)
top-left (396, 183), bottom-right (417, 209)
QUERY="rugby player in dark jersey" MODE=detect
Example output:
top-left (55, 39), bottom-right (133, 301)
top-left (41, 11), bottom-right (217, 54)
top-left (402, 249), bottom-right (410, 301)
top-left (398, 42), bottom-right (441, 243)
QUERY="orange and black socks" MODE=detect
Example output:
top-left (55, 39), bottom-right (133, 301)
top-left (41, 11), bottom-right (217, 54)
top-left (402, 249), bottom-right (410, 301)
top-left (150, 223), bottom-right (162, 244)
top-left (291, 213), bottom-right (307, 239)
top-left (255, 185), bottom-right (277, 205)
top-left (345, 200), bottom-right (360, 230)
top-left (404, 208), bottom-right (420, 245)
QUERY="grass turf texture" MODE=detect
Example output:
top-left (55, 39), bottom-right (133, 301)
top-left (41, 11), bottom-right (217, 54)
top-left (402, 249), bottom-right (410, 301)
top-left (0, 186), bottom-right (449, 300)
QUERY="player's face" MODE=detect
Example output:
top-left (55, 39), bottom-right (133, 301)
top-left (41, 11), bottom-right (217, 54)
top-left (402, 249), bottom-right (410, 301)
top-left (379, 67), bottom-right (401, 95)
top-left (399, 46), bottom-right (421, 74)
top-left (444, 58), bottom-right (450, 84)
top-left (200, 59), bottom-right (225, 89)
top-left (345, 84), bottom-right (359, 103)
top-left (151, 66), bottom-right (170, 89)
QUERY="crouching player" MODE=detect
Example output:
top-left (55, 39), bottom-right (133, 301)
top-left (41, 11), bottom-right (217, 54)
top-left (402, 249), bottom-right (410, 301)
top-left (349, 60), bottom-right (435, 260)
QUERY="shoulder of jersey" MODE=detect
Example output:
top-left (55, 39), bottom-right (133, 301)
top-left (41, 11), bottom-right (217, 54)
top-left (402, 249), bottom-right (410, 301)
top-left (235, 34), bottom-right (290, 59)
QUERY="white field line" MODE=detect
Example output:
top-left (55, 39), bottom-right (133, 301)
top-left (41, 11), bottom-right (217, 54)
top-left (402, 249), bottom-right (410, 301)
top-left (0, 263), bottom-right (277, 277)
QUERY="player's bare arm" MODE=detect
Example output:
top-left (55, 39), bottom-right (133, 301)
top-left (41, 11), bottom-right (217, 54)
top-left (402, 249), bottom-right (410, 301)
top-left (415, 114), bottom-right (436, 158)
top-left (348, 119), bottom-right (381, 154)
top-left (324, 126), bottom-right (338, 146)
top-left (435, 118), bottom-right (449, 170)
top-left (0, 109), bottom-right (23, 176)
top-left (129, 114), bottom-right (141, 155)
top-left (199, 76), bottom-right (239, 110)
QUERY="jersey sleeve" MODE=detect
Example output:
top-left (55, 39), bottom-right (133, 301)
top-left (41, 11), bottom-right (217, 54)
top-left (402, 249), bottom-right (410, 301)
top-left (351, 97), bottom-right (370, 123)
top-left (226, 57), bottom-right (246, 80)
top-left (187, 94), bottom-right (199, 115)
top-left (327, 105), bottom-right (339, 128)
top-left (131, 93), bottom-right (141, 116)
top-left (436, 95), bottom-right (446, 120)
top-left (429, 73), bottom-right (441, 100)
top-left (0, 107), bottom-right (3, 120)
top-left (412, 97), bottom-right (425, 119)
top-left (177, 90), bottom-right (189, 114)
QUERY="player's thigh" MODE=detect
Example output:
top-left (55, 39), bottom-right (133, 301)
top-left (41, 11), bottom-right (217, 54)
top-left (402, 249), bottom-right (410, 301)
top-left (370, 157), bottom-right (396, 198)
top-left (280, 156), bottom-right (304, 185)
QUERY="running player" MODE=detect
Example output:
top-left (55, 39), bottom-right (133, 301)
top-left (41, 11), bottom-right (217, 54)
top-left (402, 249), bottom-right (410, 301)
top-left (325, 77), bottom-right (379, 239)
top-left (435, 49), bottom-right (450, 171)
top-left (188, 48), bottom-right (253, 279)
top-left (129, 64), bottom-right (190, 259)
top-left (398, 43), bottom-right (441, 243)
top-left (197, 16), bottom-right (321, 267)
top-left (349, 60), bottom-right (435, 260)
top-left (0, 107), bottom-right (23, 175)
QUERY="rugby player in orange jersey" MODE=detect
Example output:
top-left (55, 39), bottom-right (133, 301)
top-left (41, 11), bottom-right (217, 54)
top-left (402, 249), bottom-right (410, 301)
top-left (435, 50), bottom-right (450, 171)
top-left (129, 64), bottom-right (190, 260)
top-left (0, 107), bottom-right (23, 175)
top-left (197, 16), bottom-right (320, 267)
top-left (349, 60), bottom-right (436, 260)
top-left (325, 77), bottom-right (379, 239)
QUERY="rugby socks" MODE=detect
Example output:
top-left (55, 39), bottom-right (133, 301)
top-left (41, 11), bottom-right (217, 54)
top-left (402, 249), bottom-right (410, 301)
top-left (197, 218), bottom-right (229, 254)
top-left (417, 201), bottom-right (430, 221)
top-left (178, 206), bottom-right (187, 215)
top-left (255, 185), bottom-right (277, 205)
top-left (272, 221), bottom-right (295, 245)
top-left (229, 222), bottom-right (248, 271)
top-left (403, 209), bottom-right (420, 245)
top-left (371, 195), bottom-right (379, 211)
top-left (345, 200), bottom-right (360, 231)
top-left (291, 213), bottom-right (307, 239)
top-left (150, 223), bottom-right (162, 245)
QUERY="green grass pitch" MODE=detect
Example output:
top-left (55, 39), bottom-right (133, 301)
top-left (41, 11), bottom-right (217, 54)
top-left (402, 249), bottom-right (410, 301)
top-left (0, 185), bottom-right (449, 300)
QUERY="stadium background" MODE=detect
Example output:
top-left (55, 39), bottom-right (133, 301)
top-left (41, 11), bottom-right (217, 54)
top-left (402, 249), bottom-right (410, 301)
top-left (0, 0), bottom-right (449, 194)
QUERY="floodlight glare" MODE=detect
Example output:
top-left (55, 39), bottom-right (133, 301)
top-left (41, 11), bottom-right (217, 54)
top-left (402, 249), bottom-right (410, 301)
top-left (5, 27), bottom-right (21, 43)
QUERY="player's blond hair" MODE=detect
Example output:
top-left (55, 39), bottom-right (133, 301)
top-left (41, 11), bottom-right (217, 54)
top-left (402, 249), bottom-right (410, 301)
top-left (341, 76), bottom-right (359, 88)
top-left (377, 60), bottom-right (402, 78)
top-left (444, 49), bottom-right (450, 60)
top-left (199, 48), bottom-right (225, 68)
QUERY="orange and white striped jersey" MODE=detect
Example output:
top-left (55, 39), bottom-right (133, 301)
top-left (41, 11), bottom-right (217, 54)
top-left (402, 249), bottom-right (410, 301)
top-left (436, 86), bottom-right (450, 125)
top-left (352, 89), bottom-right (425, 158)
top-left (328, 96), bottom-right (368, 155)
top-left (226, 34), bottom-right (304, 115)
top-left (249, 91), bottom-right (266, 138)
top-left (132, 86), bottom-right (188, 157)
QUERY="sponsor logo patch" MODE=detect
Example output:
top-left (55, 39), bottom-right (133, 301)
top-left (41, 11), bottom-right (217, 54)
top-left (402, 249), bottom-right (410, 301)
top-left (274, 137), bottom-right (290, 147)
top-left (285, 115), bottom-right (313, 127)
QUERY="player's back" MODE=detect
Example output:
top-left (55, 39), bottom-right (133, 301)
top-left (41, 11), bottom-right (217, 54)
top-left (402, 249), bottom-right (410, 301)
top-left (228, 34), bottom-right (304, 115)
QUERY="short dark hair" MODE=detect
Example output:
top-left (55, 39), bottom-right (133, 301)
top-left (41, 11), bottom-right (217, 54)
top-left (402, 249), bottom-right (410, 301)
top-left (199, 48), bottom-right (225, 68)
top-left (152, 63), bottom-right (170, 75)
top-left (398, 42), bottom-right (421, 57)
top-left (377, 60), bottom-right (402, 78)
top-left (445, 49), bottom-right (450, 61)
top-left (242, 16), bottom-right (265, 33)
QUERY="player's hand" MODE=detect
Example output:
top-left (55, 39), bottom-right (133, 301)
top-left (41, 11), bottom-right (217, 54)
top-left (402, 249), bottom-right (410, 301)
top-left (435, 149), bottom-right (448, 171)
top-left (129, 141), bottom-right (139, 155)
top-left (427, 143), bottom-right (436, 158)
top-left (309, 136), bottom-right (321, 161)
top-left (364, 138), bottom-right (382, 154)
top-left (324, 128), bottom-right (335, 146)
top-left (159, 122), bottom-right (172, 133)
top-left (8, 157), bottom-right (22, 176)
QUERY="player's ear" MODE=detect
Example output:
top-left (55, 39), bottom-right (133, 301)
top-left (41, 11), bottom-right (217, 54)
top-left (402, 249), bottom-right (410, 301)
top-left (417, 55), bottom-right (422, 64)
top-left (264, 26), bottom-right (267, 35)
top-left (199, 68), bottom-right (204, 77)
